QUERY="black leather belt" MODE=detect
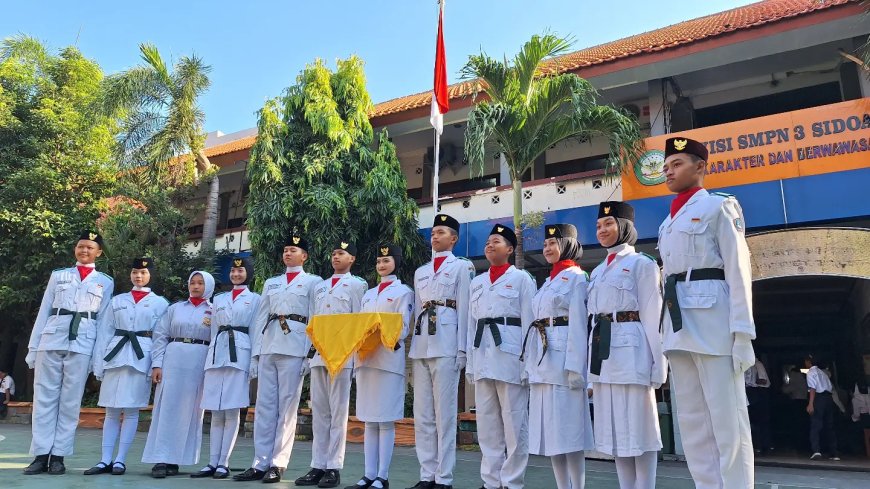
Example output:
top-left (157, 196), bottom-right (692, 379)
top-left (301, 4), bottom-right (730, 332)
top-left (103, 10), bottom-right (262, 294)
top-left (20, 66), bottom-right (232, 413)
top-left (170, 337), bottom-right (209, 346)
top-left (103, 329), bottom-right (152, 361)
top-left (215, 326), bottom-right (248, 363)
top-left (473, 317), bottom-right (521, 348)
top-left (50, 308), bottom-right (97, 340)
top-left (662, 268), bottom-right (726, 332)
top-left (264, 313), bottom-right (308, 335)
top-left (415, 299), bottom-right (457, 335)
top-left (520, 316), bottom-right (569, 365)
top-left (588, 311), bottom-right (640, 376)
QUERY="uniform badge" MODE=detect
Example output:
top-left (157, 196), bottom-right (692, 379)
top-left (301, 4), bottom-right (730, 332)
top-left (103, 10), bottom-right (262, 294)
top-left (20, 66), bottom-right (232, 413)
top-left (603, 206), bottom-right (611, 215)
top-left (292, 236), bottom-right (301, 245)
top-left (548, 227), bottom-right (556, 236)
top-left (203, 316), bottom-right (212, 327)
top-left (380, 247), bottom-right (389, 256)
top-left (233, 259), bottom-right (243, 267)
top-left (340, 242), bottom-right (349, 249)
top-left (673, 139), bottom-right (687, 151)
top-left (734, 217), bottom-right (744, 231)
top-left (497, 226), bottom-right (504, 233)
top-left (88, 232), bottom-right (98, 241)
top-left (691, 217), bottom-right (701, 223)
top-left (440, 215), bottom-right (447, 222)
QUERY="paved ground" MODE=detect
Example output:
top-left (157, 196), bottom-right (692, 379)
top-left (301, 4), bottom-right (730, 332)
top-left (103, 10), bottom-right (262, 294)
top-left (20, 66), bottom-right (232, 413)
top-left (0, 424), bottom-right (868, 488)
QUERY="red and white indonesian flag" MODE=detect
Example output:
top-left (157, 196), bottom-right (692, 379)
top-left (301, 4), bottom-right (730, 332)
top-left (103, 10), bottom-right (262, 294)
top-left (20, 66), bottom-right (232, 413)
top-left (430, 1), bottom-right (449, 135)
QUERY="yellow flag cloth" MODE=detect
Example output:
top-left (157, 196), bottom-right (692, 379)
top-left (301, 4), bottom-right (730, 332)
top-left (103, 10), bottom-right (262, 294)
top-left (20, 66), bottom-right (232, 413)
top-left (306, 312), bottom-right (404, 378)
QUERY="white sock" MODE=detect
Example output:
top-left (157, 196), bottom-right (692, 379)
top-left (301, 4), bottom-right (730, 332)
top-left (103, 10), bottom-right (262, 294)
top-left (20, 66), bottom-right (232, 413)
top-left (615, 456), bottom-right (637, 489)
top-left (363, 422), bottom-right (379, 481)
top-left (101, 408), bottom-right (122, 465)
top-left (209, 410), bottom-right (225, 467)
top-left (115, 408), bottom-right (139, 464)
top-left (634, 451), bottom-right (658, 489)
top-left (376, 422), bottom-right (395, 480)
top-left (566, 450), bottom-right (585, 489)
top-left (220, 409), bottom-right (240, 467)
top-left (551, 453), bottom-right (570, 489)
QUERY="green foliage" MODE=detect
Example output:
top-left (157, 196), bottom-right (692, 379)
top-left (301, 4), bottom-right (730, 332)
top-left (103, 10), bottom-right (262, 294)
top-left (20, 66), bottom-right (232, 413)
top-left (0, 36), bottom-right (117, 331)
top-left (247, 56), bottom-right (427, 287)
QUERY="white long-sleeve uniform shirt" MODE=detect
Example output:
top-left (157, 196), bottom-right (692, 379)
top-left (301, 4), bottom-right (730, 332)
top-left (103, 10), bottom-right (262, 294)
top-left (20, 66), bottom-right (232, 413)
top-left (658, 189), bottom-right (755, 355)
top-left (206, 287), bottom-right (261, 370)
top-left (29, 266), bottom-right (114, 356)
top-left (410, 252), bottom-right (475, 359)
top-left (252, 270), bottom-right (322, 359)
top-left (310, 273), bottom-right (367, 369)
top-left (587, 245), bottom-right (666, 386)
top-left (466, 266), bottom-right (536, 385)
top-left (94, 289), bottom-right (169, 377)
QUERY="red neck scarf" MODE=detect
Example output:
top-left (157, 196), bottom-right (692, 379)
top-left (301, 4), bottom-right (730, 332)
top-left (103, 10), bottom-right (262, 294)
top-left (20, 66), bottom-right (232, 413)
top-left (189, 297), bottom-right (206, 307)
top-left (378, 281), bottom-right (392, 294)
top-left (286, 272), bottom-right (300, 284)
top-left (331, 277), bottom-right (340, 287)
top-left (606, 254), bottom-right (616, 265)
top-left (670, 186), bottom-right (703, 217)
top-left (549, 260), bottom-right (576, 281)
top-left (77, 265), bottom-right (94, 281)
top-left (232, 288), bottom-right (244, 300)
top-left (131, 290), bottom-right (148, 303)
top-left (433, 256), bottom-right (447, 273)
top-left (489, 263), bottom-right (510, 283)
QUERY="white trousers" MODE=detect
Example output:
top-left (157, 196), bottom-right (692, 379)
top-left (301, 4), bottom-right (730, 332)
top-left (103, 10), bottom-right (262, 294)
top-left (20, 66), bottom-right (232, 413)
top-left (412, 357), bottom-right (459, 485)
top-left (252, 354), bottom-right (304, 470)
top-left (310, 367), bottom-right (351, 470)
top-left (669, 351), bottom-right (753, 489)
top-left (31, 350), bottom-right (91, 456)
top-left (475, 378), bottom-right (529, 489)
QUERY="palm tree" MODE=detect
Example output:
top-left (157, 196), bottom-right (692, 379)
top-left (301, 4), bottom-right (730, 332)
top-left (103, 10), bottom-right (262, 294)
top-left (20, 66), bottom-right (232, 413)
top-left (462, 33), bottom-right (644, 268)
top-left (101, 43), bottom-right (218, 256)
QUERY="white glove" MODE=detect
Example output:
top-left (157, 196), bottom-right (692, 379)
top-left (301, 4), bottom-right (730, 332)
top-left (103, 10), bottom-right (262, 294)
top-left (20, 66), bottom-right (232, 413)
top-left (567, 371), bottom-right (584, 389)
top-left (455, 353), bottom-right (467, 371)
top-left (25, 349), bottom-right (37, 369)
top-left (94, 370), bottom-right (104, 381)
top-left (249, 358), bottom-right (258, 379)
top-left (300, 358), bottom-right (310, 377)
top-left (732, 333), bottom-right (755, 373)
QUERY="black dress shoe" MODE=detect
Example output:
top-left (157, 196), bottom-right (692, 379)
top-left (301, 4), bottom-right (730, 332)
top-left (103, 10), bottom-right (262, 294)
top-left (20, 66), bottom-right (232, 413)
top-left (23, 455), bottom-right (49, 475)
top-left (214, 465), bottom-right (230, 479)
top-left (191, 465), bottom-right (217, 478)
top-left (84, 462), bottom-right (112, 475)
top-left (261, 466), bottom-right (283, 483)
top-left (345, 476), bottom-right (374, 489)
top-left (406, 482), bottom-right (435, 489)
top-left (374, 478), bottom-right (389, 489)
top-left (166, 464), bottom-right (180, 476)
top-left (433, 485), bottom-right (452, 489)
top-left (318, 469), bottom-right (340, 488)
top-left (47, 456), bottom-right (65, 475)
top-left (233, 467), bottom-right (266, 481)
top-left (112, 462), bottom-right (126, 475)
top-left (152, 463), bottom-right (168, 479)
top-left (295, 468), bottom-right (325, 486)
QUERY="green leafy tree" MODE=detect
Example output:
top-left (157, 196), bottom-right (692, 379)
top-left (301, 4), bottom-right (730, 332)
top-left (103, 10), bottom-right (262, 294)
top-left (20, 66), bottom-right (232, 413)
top-left (100, 44), bottom-right (220, 257)
top-left (462, 33), bottom-right (645, 268)
top-left (0, 36), bottom-right (117, 379)
top-left (247, 56), bottom-right (427, 287)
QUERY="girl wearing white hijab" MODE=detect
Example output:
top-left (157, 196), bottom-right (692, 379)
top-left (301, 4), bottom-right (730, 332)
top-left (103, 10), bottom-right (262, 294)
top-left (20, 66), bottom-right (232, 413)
top-left (142, 270), bottom-right (216, 478)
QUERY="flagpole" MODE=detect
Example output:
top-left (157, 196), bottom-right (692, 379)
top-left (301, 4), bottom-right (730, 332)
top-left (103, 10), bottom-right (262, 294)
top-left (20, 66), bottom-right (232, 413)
top-left (431, 0), bottom-right (444, 259)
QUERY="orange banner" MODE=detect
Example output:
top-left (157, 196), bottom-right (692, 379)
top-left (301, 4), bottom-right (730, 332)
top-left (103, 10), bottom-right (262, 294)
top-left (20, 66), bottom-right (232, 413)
top-left (623, 98), bottom-right (870, 200)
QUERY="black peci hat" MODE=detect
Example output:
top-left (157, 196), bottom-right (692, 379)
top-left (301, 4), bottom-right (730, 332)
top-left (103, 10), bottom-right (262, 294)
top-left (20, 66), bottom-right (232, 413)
top-left (665, 137), bottom-right (708, 161)
top-left (433, 214), bottom-right (460, 233)
top-left (131, 257), bottom-right (154, 269)
top-left (544, 223), bottom-right (578, 240)
top-left (489, 224), bottom-right (517, 248)
top-left (598, 201), bottom-right (635, 222)
top-left (78, 231), bottom-right (104, 248)
top-left (284, 234), bottom-right (309, 252)
top-left (333, 240), bottom-right (358, 257)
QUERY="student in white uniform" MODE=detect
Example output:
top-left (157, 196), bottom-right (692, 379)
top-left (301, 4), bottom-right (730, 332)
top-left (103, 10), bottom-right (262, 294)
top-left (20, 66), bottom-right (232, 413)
top-left (658, 137), bottom-right (755, 489)
top-left (745, 358), bottom-right (773, 454)
top-left (587, 202), bottom-right (665, 489)
top-left (0, 367), bottom-right (15, 418)
top-left (466, 224), bottom-right (536, 489)
top-left (296, 241), bottom-right (367, 489)
top-left (804, 354), bottom-right (839, 460)
top-left (24, 231), bottom-right (115, 476)
top-left (86, 257), bottom-right (169, 476)
top-left (521, 223), bottom-right (593, 489)
top-left (235, 234), bottom-right (321, 484)
top-left (142, 270), bottom-right (215, 478)
top-left (192, 257), bottom-right (261, 479)
top-left (345, 243), bottom-right (413, 489)
top-left (407, 214), bottom-right (474, 489)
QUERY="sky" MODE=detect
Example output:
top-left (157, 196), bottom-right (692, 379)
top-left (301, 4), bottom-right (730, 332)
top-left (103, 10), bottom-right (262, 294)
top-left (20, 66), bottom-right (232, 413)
top-left (2, 0), bottom-right (758, 135)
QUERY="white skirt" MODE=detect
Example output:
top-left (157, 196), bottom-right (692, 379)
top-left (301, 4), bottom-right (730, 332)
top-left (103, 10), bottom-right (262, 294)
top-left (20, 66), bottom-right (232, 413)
top-left (142, 342), bottom-right (208, 464)
top-left (99, 366), bottom-right (152, 408)
top-left (201, 366), bottom-right (250, 410)
top-left (529, 383), bottom-right (594, 456)
top-left (355, 367), bottom-right (405, 422)
top-left (592, 382), bottom-right (662, 457)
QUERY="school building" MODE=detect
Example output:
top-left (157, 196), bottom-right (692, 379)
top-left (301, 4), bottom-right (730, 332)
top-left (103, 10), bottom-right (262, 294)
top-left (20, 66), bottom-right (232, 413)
top-left (185, 0), bottom-right (870, 464)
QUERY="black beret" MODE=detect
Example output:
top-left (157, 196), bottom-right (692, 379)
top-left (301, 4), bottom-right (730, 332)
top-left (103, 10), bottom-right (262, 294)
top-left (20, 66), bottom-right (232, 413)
top-left (78, 231), bottom-right (104, 248)
top-left (433, 214), bottom-right (460, 233)
top-left (544, 223), bottom-right (578, 240)
top-left (230, 255), bottom-right (255, 285)
top-left (665, 137), bottom-right (708, 161)
top-left (131, 257), bottom-right (154, 269)
top-left (489, 224), bottom-right (517, 248)
top-left (598, 201), bottom-right (635, 222)
top-left (377, 243), bottom-right (403, 271)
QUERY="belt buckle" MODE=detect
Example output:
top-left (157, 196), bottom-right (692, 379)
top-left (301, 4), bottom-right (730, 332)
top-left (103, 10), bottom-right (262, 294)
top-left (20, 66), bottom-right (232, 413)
top-left (183, 338), bottom-right (192, 344)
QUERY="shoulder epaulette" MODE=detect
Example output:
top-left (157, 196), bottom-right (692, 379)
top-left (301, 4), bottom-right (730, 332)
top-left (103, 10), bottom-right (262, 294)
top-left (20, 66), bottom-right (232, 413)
top-left (640, 252), bottom-right (657, 262)
top-left (97, 271), bottom-right (113, 280)
top-left (352, 275), bottom-right (367, 283)
top-left (711, 191), bottom-right (735, 199)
